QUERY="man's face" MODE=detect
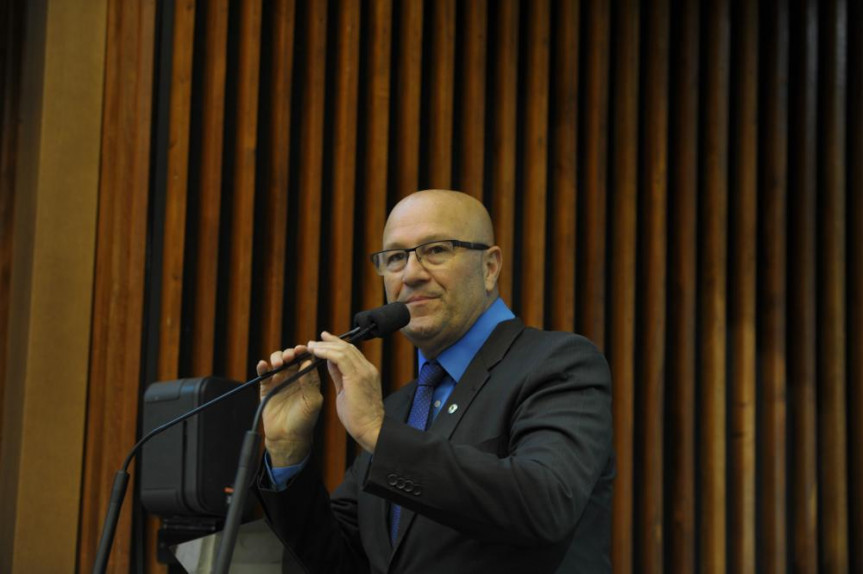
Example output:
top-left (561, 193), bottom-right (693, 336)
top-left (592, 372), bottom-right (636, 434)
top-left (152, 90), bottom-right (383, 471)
top-left (380, 195), bottom-right (498, 358)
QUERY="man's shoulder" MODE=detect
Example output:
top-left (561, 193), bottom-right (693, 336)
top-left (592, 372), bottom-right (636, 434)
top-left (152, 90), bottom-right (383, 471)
top-left (500, 320), bottom-right (602, 355)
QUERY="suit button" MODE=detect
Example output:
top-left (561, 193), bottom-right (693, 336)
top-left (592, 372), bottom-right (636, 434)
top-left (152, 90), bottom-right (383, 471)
top-left (412, 486), bottom-right (422, 496)
top-left (396, 478), bottom-right (405, 489)
top-left (387, 474), bottom-right (398, 486)
top-left (404, 480), bottom-right (414, 493)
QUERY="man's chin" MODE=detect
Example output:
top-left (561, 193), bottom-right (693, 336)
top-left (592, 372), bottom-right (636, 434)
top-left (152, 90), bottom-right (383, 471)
top-left (402, 319), bottom-right (440, 343)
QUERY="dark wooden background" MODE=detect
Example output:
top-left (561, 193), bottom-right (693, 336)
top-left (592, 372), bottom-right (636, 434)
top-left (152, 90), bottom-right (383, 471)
top-left (1, 0), bottom-right (861, 572)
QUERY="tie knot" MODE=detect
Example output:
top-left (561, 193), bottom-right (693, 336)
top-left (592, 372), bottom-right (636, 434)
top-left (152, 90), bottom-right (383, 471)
top-left (417, 361), bottom-right (446, 389)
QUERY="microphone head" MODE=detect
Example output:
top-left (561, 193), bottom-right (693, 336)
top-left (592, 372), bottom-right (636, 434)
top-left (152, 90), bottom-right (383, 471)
top-left (353, 302), bottom-right (410, 340)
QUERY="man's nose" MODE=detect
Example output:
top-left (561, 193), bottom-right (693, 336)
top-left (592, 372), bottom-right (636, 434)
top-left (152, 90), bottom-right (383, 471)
top-left (401, 251), bottom-right (429, 282)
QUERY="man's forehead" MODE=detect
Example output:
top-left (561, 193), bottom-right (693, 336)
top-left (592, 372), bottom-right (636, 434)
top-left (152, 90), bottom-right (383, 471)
top-left (381, 191), bottom-right (491, 247)
top-left (381, 226), bottom-right (455, 249)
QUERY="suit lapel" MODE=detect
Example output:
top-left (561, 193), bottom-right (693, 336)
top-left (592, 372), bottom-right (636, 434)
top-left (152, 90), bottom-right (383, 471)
top-left (431, 318), bottom-right (524, 439)
top-left (391, 319), bottom-right (525, 550)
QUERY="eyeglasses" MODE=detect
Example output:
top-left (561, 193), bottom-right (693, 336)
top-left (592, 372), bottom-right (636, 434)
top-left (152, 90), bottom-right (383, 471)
top-left (369, 239), bottom-right (490, 275)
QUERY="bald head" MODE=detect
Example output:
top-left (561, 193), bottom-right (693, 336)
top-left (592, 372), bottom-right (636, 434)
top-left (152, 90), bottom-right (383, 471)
top-left (383, 190), bottom-right (495, 247)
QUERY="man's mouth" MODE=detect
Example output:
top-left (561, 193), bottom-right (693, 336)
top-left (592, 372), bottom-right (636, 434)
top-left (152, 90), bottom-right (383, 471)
top-left (404, 295), bottom-right (436, 304)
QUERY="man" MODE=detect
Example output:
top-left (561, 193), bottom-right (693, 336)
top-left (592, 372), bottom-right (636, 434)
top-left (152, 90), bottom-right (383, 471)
top-left (256, 190), bottom-right (614, 573)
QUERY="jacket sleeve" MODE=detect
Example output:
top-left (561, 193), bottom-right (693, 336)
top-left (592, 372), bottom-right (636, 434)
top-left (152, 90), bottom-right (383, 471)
top-left (255, 455), bottom-right (370, 573)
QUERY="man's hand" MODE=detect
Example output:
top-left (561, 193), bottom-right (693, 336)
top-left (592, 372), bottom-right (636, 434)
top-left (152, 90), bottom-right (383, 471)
top-left (308, 332), bottom-right (385, 453)
top-left (257, 345), bottom-right (323, 467)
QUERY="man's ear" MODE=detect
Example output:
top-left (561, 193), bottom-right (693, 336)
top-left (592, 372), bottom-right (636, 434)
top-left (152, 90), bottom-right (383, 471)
top-left (483, 246), bottom-right (502, 292)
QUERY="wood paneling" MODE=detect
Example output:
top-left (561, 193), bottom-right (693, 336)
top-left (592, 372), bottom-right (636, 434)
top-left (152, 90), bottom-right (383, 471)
top-left (579, 0), bottom-right (610, 345)
top-left (849, 3), bottom-right (863, 571)
top-left (192, 0), bottom-right (230, 373)
top-left (390, 0), bottom-right (424, 390)
top-left (817, 1), bottom-right (849, 569)
top-left (78, 1), bottom-right (155, 571)
top-left (788, 0), bottom-right (818, 570)
top-left (459, 0), bottom-right (487, 199)
top-left (608, 0), bottom-right (637, 571)
top-left (700, 1), bottom-right (730, 571)
top-left (667, 0), bottom-right (698, 570)
top-left (325, 0), bottom-right (360, 483)
top-left (549, 0), bottom-right (578, 333)
top-left (729, 1), bottom-right (758, 572)
top-left (158, 0), bottom-right (196, 381)
top-left (490, 0), bottom-right (518, 305)
top-left (759, 1), bottom-right (789, 571)
top-left (0, 0), bottom-right (24, 456)
top-left (225, 0), bottom-right (263, 380)
top-left (638, 0), bottom-right (668, 571)
top-left (519, 0), bottom-right (550, 328)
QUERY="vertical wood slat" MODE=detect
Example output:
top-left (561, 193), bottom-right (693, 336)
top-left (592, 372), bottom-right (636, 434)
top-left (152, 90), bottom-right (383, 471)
top-left (759, 1), bottom-right (789, 571)
top-left (608, 0), bottom-right (638, 570)
top-left (393, 0), bottom-right (423, 203)
top-left (549, 0), bottom-right (578, 333)
top-left (638, 0), bottom-right (669, 571)
top-left (579, 0), bottom-right (610, 345)
top-left (490, 0), bottom-right (518, 305)
top-left (849, 2), bottom-right (863, 569)
top-left (729, 0), bottom-right (758, 571)
top-left (788, 0), bottom-right (819, 570)
top-left (519, 0), bottom-right (550, 328)
top-left (389, 0), bottom-right (423, 389)
top-left (459, 0), bottom-right (486, 199)
top-left (259, 0), bottom-right (296, 356)
top-left (293, 0), bottom-right (327, 346)
top-left (700, 1), bottom-right (730, 572)
top-left (225, 0), bottom-right (263, 380)
top-left (354, 0), bottom-right (394, 478)
top-left (818, 0), bottom-right (849, 569)
top-left (428, 0), bottom-right (455, 187)
top-left (191, 0), bottom-right (230, 373)
top-left (357, 0), bottom-right (392, 401)
top-left (323, 0), bottom-right (361, 489)
top-left (78, 1), bottom-right (156, 571)
top-left (0, 0), bottom-right (24, 449)
top-left (158, 0), bottom-right (196, 381)
top-left (667, 0), bottom-right (698, 570)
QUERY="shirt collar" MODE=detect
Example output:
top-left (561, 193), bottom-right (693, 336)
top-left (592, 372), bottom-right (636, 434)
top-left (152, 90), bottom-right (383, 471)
top-left (418, 297), bottom-right (515, 383)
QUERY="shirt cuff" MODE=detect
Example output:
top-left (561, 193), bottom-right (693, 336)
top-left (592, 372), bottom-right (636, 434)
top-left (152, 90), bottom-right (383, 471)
top-left (265, 451), bottom-right (309, 491)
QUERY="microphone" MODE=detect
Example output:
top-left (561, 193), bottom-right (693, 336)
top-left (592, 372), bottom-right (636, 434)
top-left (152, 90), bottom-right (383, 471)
top-left (91, 302), bottom-right (409, 574)
top-left (354, 300), bottom-right (411, 339)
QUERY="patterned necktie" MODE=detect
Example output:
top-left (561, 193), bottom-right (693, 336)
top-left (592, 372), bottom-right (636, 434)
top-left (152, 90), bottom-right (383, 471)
top-left (390, 361), bottom-right (447, 543)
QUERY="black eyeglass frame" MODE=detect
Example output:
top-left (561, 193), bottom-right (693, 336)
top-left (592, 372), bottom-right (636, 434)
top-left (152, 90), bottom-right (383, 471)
top-left (369, 239), bottom-right (491, 275)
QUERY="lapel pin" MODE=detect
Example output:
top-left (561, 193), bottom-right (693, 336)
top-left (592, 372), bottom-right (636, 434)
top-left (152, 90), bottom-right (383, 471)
top-left (448, 404), bottom-right (458, 414)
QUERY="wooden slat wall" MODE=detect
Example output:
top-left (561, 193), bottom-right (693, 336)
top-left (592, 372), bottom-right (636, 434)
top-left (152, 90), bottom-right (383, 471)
top-left (729, 1), bottom-right (758, 571)
top-left (78, 1), bottom-right (156, 572)
top-left (0, 0), bottom-right (25, 458)
top-left (667, 0), bottom-right (698, 571)
top-left (849, 5), bottom-right (862, 573)
top-left (759, 2), bottom-right (789, 572)
top-left (70, 0), bottom-right (862, 570)
top-left (789, 0), bottom-right (818, 571)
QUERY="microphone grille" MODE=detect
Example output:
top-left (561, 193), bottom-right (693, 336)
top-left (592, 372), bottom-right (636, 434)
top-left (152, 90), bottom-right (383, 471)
top-left (353, 302), bottom-right (410, 339)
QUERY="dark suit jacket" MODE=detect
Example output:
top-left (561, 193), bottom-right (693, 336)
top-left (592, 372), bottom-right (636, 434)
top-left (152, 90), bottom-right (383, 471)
top-left (257, 318), bottom-right (615, 573)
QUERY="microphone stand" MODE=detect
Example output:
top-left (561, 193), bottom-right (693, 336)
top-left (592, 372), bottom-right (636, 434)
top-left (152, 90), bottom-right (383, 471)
top-left (91, 328), bottom-right (363, 574)
top-left (211, 323), bottom-right (375, 574)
